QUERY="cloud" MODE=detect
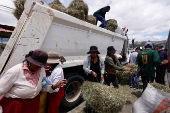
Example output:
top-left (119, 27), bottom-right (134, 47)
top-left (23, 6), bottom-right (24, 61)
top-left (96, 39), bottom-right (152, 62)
top-left (0, 0), bottom-right (17, 26)
top-left (0, 0), bottom-right (170, 42)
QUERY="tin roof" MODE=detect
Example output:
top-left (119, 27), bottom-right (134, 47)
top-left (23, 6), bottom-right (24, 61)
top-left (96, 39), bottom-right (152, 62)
top-left (0, 27), bottom-right (13, 33)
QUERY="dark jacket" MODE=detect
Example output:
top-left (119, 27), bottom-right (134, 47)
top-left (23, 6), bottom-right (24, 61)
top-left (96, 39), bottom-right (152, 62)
top-left (157, 50), bottom-right (167, 69)
top-left (105, 55), bottom-right (124, 74)
top-left (93, 7), bottom-right (107, 18)
top-left (136, 49), bottom-right (161, 77)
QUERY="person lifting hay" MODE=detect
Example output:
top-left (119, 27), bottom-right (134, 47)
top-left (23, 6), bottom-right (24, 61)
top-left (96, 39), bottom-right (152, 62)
top-left (93, 6), bottom-right (110, 28)
top-left (83, 46), bottom-right (104, 83)
top-left (104, 46), bottom-right (132, 88)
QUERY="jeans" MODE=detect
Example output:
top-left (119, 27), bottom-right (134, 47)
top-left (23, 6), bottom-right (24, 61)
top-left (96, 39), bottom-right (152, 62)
top-left (94, 14), bottom-right (106, 28)
top-left (130, 73), bottom-right (139, 88)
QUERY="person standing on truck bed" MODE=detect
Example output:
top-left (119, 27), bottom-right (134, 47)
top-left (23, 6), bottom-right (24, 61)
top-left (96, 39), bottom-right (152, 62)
top-left (93, 6), bottom-right (110, 28)
top-left (83, 46), bottom-right (104, 83)
top-left (46, 51), bottom-right (66, 113)
top-left (0, 49), bottom-right (67, 113)
top-left (155, 45), bottom-right (167, 85)
top-left (136, 42), bottom-right (168, 92)
top-left (105, 46), bottom-right (132, 88)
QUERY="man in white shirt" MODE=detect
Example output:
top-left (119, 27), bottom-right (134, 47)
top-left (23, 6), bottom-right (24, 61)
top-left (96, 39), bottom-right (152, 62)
top-left (129, 47), bottom-right (141, 89)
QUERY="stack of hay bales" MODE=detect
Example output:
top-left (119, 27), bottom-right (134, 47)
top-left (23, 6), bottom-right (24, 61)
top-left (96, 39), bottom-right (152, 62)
top-left (13, 0), bottom-right (26, 20)
top-left (86, 15), bottom-right (96, 25)
top-left (49, 0), bottom-right (67, 13)
top-left (152, 82), bottom-right (170, 94)
top-left (67, 0), bottom-right (88, 21)
top-left (82, 81), bottom-right (129, 113)
top-left (116, 64), bottom-right (138, 85)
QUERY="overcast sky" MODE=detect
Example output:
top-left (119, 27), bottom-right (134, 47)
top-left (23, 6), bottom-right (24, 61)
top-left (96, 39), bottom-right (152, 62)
top-left (0, 0), bottom-right (170, 42)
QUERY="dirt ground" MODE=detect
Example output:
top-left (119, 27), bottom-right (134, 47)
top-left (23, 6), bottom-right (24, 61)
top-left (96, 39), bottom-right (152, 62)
top-left (68, 80), bottom-right (143, 113)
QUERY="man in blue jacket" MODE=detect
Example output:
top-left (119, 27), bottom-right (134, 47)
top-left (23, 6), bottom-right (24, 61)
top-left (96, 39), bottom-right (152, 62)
top-left (155, 45), bottom-right (167, 85)
top-left (93, 6), bottom-right (110, 28)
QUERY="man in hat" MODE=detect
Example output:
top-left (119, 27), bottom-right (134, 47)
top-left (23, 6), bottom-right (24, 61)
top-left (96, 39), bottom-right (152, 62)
top-left (93, 6), bottom-right (110, 28)
top-left (129, 47), bottom-right (142, 89)
top-left (105, 46), bottom-right (131, 88)
top-left (136, 42), bottom-right (168, 92)
top-left (83, 46), bottom-right (104, 83)
top-left (155, 45), bottom-right (168, 85)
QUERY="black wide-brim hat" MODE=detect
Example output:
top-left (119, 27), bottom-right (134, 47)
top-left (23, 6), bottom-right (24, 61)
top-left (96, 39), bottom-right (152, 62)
top-left (25, 49), bottom-right (48, 67)
top-left (87, 46), bottom-right (100, 54)
top-left (107, 46), bottom-right (116, 53)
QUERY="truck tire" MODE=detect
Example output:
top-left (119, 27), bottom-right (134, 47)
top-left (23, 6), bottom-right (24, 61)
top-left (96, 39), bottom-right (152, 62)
top-left (61, 73), bottom-right (84, 108)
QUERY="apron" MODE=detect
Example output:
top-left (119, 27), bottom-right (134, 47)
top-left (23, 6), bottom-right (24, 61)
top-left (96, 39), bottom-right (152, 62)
top-left (0, 95), bottom-right (40, 113)
top-left (47, 87), bottom-right (64, 113)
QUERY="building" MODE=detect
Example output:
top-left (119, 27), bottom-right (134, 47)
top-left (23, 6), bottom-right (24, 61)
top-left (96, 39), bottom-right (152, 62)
top-left (0, 24), bottom-right (15, 45)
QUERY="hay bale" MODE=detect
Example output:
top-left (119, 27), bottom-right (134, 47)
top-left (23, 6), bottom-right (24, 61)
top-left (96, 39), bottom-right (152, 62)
top-left (100, 19), bottom-right (118, 32)
top-left (86, 15), bottom-right (96, 25)
top-left (82, 81), bottom-right (129, 113)
top-left (13, 0), bottom-right (26, 20)
top-left (49, 0), bottom-right (67, 13)
top-left (115, 64), bottom-right (138, 85)
top-left (67, 0), bottom-right (88, 21)
top-left (152, 82), bottom-right (170, 94)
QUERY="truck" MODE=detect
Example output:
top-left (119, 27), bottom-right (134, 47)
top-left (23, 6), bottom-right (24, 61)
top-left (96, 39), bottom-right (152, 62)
top-left (0, 0), bottom-right (129, 108)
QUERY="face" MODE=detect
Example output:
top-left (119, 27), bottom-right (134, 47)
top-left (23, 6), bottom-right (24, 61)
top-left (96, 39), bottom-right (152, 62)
top-left (90, 52), bottom-right (97, 58)
top-left (29, 63), bottom-right (41, 72)
top-left (106, 8), bottom-right (110, 12)
top-left (155, 47), bottom-right (159, 51)
top-left (48, 63), bottom-right (54, 67)
top-left (110, 51), bottom-right (115, 56)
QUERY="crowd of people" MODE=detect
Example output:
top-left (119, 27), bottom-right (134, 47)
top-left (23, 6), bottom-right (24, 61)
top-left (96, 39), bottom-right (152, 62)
top-left (84, 42), bottom-right (169, 94)
top-left (0, 41), bottom-right (169, 113)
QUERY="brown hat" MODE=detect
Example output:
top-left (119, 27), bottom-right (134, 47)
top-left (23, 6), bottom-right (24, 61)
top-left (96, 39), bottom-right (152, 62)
top-left (47, 51), bottom-right (66, 64)
top-left (25, 49), bottom-right (48, 67)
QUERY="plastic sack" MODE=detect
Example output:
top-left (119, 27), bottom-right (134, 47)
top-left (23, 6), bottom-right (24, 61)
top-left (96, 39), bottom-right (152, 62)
top-left (133, 83), bottom-right (170, 113)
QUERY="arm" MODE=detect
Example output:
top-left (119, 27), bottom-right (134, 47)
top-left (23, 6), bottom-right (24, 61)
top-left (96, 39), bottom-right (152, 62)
top-left (153, 51), bottom-right (161, 66)
top-left (100, 57), bottom-right (105, 75)
top-left (106, 56), bottom-right (125, 71)
top-left (0, 67), bottom-right (18, 96)
top-left (83, 57), bottom-right (93, 74)
top-left (49, 69), bottom-right (63, 93)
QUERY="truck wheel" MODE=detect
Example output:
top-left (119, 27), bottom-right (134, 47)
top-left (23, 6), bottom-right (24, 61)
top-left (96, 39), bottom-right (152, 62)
top-left (61, 73), bottom-right (84, 108)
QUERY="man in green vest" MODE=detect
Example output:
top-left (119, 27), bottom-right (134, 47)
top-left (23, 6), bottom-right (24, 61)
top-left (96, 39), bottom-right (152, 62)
top-left (136, 42), bottom-right (168, 92)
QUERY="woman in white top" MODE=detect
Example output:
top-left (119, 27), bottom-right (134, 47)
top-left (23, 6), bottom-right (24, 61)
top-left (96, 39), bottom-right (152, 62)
top-left (46, 51), bottom-right (66, 113)
top-left (0, 49), bottom-right (67, 113)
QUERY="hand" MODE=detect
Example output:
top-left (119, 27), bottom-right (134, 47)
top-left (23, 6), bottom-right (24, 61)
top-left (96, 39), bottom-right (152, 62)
top-left (101, 75), bottom-right (104, 80)
top-left (161, 60), bottom-right (168, 65)
top-left (53, 79), bottom-right (67, 89)
top-left (137, 72), bottom-right (140, 77)
top-left (92, 72), bottom-right (97, 77)
top-left (105, 21), bottom-right (108, 25)
top-left (125, 67), bottom-right (132, 71)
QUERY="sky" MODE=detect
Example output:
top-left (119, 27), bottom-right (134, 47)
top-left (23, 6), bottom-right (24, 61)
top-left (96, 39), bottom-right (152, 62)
top-left (0, 0), bottom-right (170, 42)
